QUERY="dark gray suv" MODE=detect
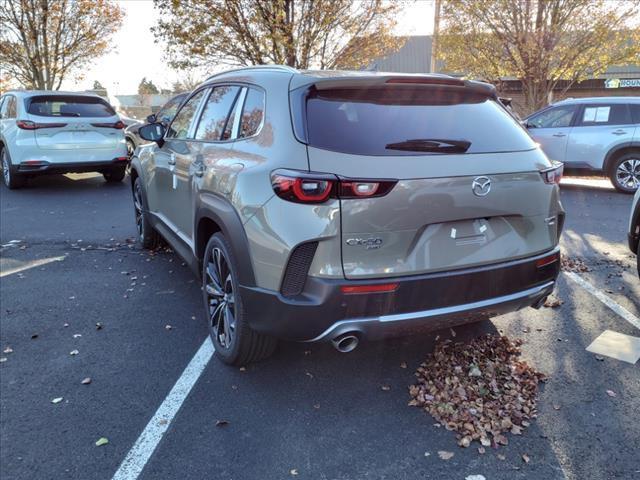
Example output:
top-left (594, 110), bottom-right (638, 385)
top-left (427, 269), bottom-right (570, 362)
top-left (131, 66), bottom-right (564, 365)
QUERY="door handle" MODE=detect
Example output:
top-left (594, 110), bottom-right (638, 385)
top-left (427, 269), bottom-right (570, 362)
top-left (612, 129), bottom-right (627, 135)
top-left (168, 154), bottom-right (176, 166)
top-left (552, 133), bottom-right (566, 138)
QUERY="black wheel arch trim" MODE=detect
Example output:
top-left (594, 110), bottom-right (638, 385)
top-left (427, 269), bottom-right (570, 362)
top-left (604, 141), bottom-right (640, 173)
top-left (195, 192), bottom-right (256, 287)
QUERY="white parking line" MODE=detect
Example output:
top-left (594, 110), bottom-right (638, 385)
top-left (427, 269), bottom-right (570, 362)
top-left (0, 255), bottom-right (66, 278)
top-left (564, 271), bottom-right (640, 330)
top-left (111, 337), bottom-right (214, 480)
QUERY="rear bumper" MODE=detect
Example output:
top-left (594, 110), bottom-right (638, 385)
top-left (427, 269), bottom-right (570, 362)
top-left (17, 158), bottom-right (128, 175)
top-left (240, 247), bottom-right (561, 342)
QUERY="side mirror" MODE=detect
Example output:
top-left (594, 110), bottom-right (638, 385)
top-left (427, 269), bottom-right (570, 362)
top-left (146, 114), bottom-right (157, 124)
top-left (139, 123), bottom-right (166, 143)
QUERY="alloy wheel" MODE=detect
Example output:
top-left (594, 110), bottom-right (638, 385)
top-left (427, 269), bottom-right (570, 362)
top-left (205, 247), bottom-right (236, 349)
top-left (2, 150), bottom-right (10, 186)
top-left (616, 158), bottom-right (640, 190)
top-left (133, 182), bottom-right (144, 239)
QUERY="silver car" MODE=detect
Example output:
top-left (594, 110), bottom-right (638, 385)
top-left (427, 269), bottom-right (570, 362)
top-left (629, 188), bottom-right (640, 276)
top-left (130, 66), bottom-right (564, 365)
top-left (524, 97), bottom-right (640, 193)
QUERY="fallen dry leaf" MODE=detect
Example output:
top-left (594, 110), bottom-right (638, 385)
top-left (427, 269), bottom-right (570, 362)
top-left (95, 323), bottom-right (103, 330)
top-left (165, 325), bottom-right (172, 330)
top-left (522, 453), bottom-right (531, 464)
top-left (606, 390), bottom-right (617, 398)
top-left (438, 451), bottom-right (454, 460)
top-left (381, 385), bottom-right (391, 391)
top-left (543, 295), bottom-right (564, 308)
top-left (400, 362), bottom-right (407, 369)
top-left (69, 350), bottom-right (79, 356)
top-left (0, 357), bottom-right (7, 363)
top-left (477, 447), bottom-right (486, 454)
top-left (3, 347), bottom-right (13, 354)
top-left (497, 454), bottom-right (506, 461)
top-left (95, 437), bottom-right (109, 447)
top-left (290, 469), bottom-right (298, 476)
top-left (409, 334), bottom-right (545, 449)
top-left (51, 397), bottom-right (63, 404)
top-left (81, 377), bottom-right (91, 385)
top-left (215, 420), bottom-right (229, 427)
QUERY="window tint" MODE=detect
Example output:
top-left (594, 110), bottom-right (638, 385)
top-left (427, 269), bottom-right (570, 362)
top-left (631, 104), bottom-right (640, 124)
top-left (28, 95), bottom-right (114, 117)
top-left (167, 90), bottom-right (207, 139)
top-left (194, 86), bottom-right (240, 141)
top-left (527, 105), bottom-right (576, 128)
top-left (156, 95), bottom-right (186, 125)
top-left (579, 104), bottom-right (631, 126)
top-left (300, 87), bottom-right (536, 156)
top-left (239, 88), bottom-right (265, 138)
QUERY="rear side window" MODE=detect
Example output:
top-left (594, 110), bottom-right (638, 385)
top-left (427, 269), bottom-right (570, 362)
top-left (194, 86), bottom-right (240, 141)
top-left (28, 95), bottom-right (115, 117)
top-left (526, 105), bottom-right (576, 128)
top-left (297, 86), bottom-right (536, 156)
top-left (167, 89), bottom-right (207, 139)
top-left (631, 104), bottom-right (640, 124)
top-left (578, 104), bottom-right (632, 126)
top-left (1, 95), bottom-right (17, 119)
top-left (239, 88), bottom-right (265, 138)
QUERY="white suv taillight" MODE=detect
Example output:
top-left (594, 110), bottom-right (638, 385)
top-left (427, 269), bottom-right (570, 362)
top-left (541, 162), bottom-right (564, 184)
top-left (16, 120), bottom-right (67, 130)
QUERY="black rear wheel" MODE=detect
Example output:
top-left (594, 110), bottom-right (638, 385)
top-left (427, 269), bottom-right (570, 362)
top-left (203, 233), bottom-right (277, 365)
top-left (1, 147), bottom-right (25, 189)
top-left (133, 177), bottom-right (160, 249)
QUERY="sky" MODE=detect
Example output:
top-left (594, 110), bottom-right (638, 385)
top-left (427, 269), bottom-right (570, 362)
top-left (62, 0), bottom-right (435, 95)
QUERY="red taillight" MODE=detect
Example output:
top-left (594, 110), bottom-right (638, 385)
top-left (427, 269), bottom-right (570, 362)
top-left (92, 121), bottom-right (125, 129)
top-left (536, 252), bottom-right (560, 268)
top-left (341, 283), bottom-right (399, 294)
top-left (16, 120), bottom-right (67, 130)
top-left (271, 170), bottom-right (397, 204)
top-left (114, 156), bottom-right (129, 162)
top-left (541, 162), bottom-right (563, 184)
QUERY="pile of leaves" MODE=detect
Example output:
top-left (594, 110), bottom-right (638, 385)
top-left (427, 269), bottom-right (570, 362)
top-left (409, 335), bottom-right (545, 449)
top-left (561, 256), bottom-right (590, 272)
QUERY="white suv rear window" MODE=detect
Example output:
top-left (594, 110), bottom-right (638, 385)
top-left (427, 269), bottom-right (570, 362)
top-left (28, 95), bottom-right (115, 118)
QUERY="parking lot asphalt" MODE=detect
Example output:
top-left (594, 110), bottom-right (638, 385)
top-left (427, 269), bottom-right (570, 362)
top-left (1, 174), bottom-right (638, 480)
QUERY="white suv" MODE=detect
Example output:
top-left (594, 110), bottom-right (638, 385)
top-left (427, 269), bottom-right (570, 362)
top-left (0, 91), bottom-right (128, 189)
top-left (525, 97), bottom-right (640, 193)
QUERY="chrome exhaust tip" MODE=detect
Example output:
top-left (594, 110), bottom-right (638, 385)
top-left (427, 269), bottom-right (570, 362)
top-left (331, 333), bottom-right (359, 353)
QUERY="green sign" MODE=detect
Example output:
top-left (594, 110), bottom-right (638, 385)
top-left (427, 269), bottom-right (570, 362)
top-left (605, 78), bottom-right (640, 89)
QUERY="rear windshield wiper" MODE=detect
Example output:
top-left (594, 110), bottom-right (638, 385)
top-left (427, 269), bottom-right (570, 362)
top-left (385, 138), bottom-right (471, 153)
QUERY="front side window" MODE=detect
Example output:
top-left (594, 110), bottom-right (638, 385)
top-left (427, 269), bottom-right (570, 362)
top-left (578, 104), bottom-right (631, 126)
top-left (194, 86), bottom-right (240, 141)
top-left (239, 88), bottom-right (265, 138)
top-left (27, 95), bottom-right (114, 117)
top-left (166, 90), bottom-right (207, 139)
top-left (156, 95), bottom-right (186, 125)
top-left (527, 105), bottom-right (576, 129)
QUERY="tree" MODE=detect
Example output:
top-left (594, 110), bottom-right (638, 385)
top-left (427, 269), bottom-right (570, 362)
top-left (438, 0), bottom-right (640, 112)
top-left (0, 0), bottom-right (124, 90)
top-left (172, 71), bottom-right (202, 93)
top-left (152, 0), bottom-right (404, 70)
top-left (93, 80), bottom-right (106, 90)
top-left (138, 77), bottom-right (159, 95)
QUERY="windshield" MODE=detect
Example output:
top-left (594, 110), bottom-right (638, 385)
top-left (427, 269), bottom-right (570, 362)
top-left (28, 95), bottom-right (116, 118)
top-left (298, 86), bottom-right (536, 156)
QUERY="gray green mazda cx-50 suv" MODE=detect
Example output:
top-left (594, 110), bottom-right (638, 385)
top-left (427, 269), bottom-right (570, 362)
top-left (130, 66), bottom-right (565, 365)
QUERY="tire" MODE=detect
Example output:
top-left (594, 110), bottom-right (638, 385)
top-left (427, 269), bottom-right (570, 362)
top-left (126, 138), bottom-right (136, 158)
top-left (637, 242), bottom-right (639, 279)
top-left (103, 166), bottom-right (126, 183)
top-left (609, 152), bottom-right (640, 193)
top-left (1, 147), bottom-right (25, 189)
top-left (203, 233), bottom-right (277, 365)
top-left (133, 177), bottom-right (161, 249)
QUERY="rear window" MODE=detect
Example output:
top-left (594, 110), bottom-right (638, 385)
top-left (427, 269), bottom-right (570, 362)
top-left (296, 87), bottom-right (536, 156)
top-left (28, 95), bottom-right (115, 118)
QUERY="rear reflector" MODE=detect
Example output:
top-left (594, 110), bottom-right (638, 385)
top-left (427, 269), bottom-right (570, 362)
top-left (114, 157), bottom-right (129, 162)
top-left (341, 283), bottom-right (399, 294)
top-left (92, 121), bottom-right (125, 129)
top-left (536, 252), bottom-right (560, 268)
top-left (16, 120), bottom-right (67, 130)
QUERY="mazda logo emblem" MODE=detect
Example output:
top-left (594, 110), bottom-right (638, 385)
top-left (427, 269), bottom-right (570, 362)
top-left (472, 176), bottom-right (491, 196)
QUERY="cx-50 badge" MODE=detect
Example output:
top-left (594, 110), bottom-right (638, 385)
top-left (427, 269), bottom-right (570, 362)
top-left (346, 237), bottom-right (383, 249)
top-left (472, 176), bottom-right (491, 197)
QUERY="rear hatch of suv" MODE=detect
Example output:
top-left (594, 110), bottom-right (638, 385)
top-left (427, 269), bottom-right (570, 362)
top-left (26, 95), bottom-right (123, 150)
top-left (290, 75), bottom-right (562, 279)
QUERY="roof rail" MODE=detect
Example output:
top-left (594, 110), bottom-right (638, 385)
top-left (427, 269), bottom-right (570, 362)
top-left (205, 65), bottom-right (298, 81)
